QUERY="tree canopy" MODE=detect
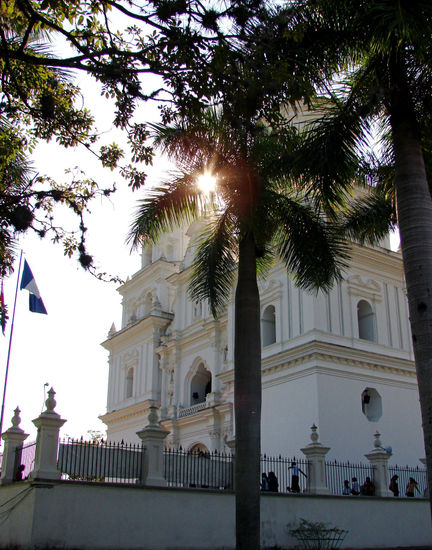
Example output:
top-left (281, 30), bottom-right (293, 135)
top-left (0, 0), bottom-right (327, 277)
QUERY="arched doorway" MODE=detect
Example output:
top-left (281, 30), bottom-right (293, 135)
top-left (190, 363), bottom-right (212, 405)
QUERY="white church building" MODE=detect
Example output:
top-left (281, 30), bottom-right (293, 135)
top-left (100, 223), bottom-right (425, 466)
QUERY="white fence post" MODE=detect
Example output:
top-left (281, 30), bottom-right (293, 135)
top-left (30, 388), bottom-right (66, 481)
top-left (137, 406), bottom-right (168, 486)
top-left (365, 431), bottom-right (392, 497)
top-left (301, 424), bottom-right (330, 495)
top-left (0, 407), bottom-right (29, 485)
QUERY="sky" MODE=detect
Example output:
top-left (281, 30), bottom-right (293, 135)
top-left (0, 73), bottom-right (167, 442)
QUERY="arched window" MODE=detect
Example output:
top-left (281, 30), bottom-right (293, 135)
top-left (357, 300), bottom-right (376, 342)
top-left (190, 363), bottom-right (211, 405)
top-left (125, 368), bottom-right (134, 399)
top-left (262, 305), bottom-right (276, 346)
top-left (189, 442), bottom-right (209, 454)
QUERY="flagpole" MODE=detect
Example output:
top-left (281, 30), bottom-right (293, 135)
top-left (0, 250), bottom-right (23, 444)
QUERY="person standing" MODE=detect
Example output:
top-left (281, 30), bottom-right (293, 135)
top-left (288, 461), bottom-right (307, 493)
top-left (389, 475), bottom-right (399, 496)
top-left (406, 477), bottom-right (420, 497)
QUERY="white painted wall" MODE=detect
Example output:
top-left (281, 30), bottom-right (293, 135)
top-left (316, 372), bottom-right (425, 464)
top-left (261, 373), bottom-right (319, 456)
top-left (1, 481), bottom-right (431, 549)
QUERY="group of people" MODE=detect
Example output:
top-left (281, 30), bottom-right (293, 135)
top-left (261, 464), bottom-right (422, 498)
top-left (261, 461), bottom-right (307, 493)
top-left (261, 471), bottom-right (279, 492)
top-left (389, 475), bottom-right (422, 497)
top-left (343, 476), bottom-right (375, 496)
top-left (343, 474), bottom-right (422, 497)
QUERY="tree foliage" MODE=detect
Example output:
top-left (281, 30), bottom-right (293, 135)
top-left (129, 107), bottom-right (348, 550)
top-left (0, 0), bottom-right (329, 278)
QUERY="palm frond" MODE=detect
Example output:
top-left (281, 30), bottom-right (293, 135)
top-left (343, 191), bottom-right (396, 245)
top-left (188, 211), bottom-right (237, 318)
top-left (127, 175), bottom-right (204, 249)
top-left (271, 193), bottom-right (349, 292)
top-left (292, 54), bottom-right (394, 213)
top-left (149, 109), bottom-right (241, 171)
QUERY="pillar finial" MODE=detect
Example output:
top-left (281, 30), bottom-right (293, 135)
top-left (45, 387), bottom-right (57, 412)
top-left (147, 405), bottom-right (159, 426)
top-left (310, 424), bottom-right (319, 443)
top-left (11, 407), bottom-right (21, 428)
top-left (373, 431), bottom-right (382, 448)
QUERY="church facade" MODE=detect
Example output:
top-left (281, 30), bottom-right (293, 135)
top-left (100, 224), bottom-right (425, 466)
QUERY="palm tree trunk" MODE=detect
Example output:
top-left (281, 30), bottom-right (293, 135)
top-left (234, 232), bottom-right (261, 550)
top-left (390, 60), bottom-right (432, 515)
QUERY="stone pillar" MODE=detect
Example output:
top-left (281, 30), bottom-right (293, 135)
top-left (301, 424), bottom-right (330, 495)
top-left (365, 431), bottom-right (392, 497)
top-left (30, 388), bottom-right (66, 481)
top-left (419, 459), bottom-right (428, 497)
top-left (137, 406), bottom-right (168, 486)
top-left (0, 407), bottom-right (29, 485)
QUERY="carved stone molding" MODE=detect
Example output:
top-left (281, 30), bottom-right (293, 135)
top-left (122, 349), bottom-right (139, 370)
top-left (347, 274), bottom-right (382, 302)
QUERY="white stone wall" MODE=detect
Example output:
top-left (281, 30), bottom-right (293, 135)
top-left (1, 481), bottom-right (431, 549)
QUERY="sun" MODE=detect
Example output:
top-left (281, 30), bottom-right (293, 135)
top-left (197, 171), bottom-right (217, 195)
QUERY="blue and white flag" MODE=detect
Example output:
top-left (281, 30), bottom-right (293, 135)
top-left (20, 260), bottom-right (47, 314)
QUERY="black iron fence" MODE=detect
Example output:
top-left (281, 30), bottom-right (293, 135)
top-left (325, 460), bottom-right (374, 495)
top-left (261, 455), bottom-right (309, 494)
top-left (16, 441), bottom-right (36, 479)
top-left (163, 450), bottom-right (309, 493)
top-left (164, 448), bottom-right (233, 489)
top-left (57, 438), bottom-right (143, 484)
top-left (389, 465), bottom-right (427, 497)
top-left (5, 435), bottom-right (428, 498)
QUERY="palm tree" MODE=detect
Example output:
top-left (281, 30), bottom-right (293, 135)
top-left (129, 109), bottom-right (347, 550)
top-left (283, 0), bottom-right (432, 511)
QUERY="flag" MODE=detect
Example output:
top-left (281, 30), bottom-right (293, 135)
top-left (0, 281), bottom-right (7, 334)
top-left (20, 260), bottom-right (47, 314)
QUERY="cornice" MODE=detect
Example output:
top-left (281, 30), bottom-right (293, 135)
top-left (119, 259), bottom-right (180, 297)
top-left (101, 312), bottom-right (174, 351)
top-left (217, 339), bottom-right (415, 386)
top-left (99, 399), bottom-right (160, 426)
top-left (348, 243), bottom-right (405, 284)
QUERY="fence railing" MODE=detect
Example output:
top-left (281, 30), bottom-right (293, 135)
top-left (325, 460), bottom-right (374, 495)
top-left (164, 448), bottom-right (233, 489)
top-left (163, 450), bottom-right (310, 493)
top-left (178, 402), bottom-right (208, 418)
top-left (261, 455), bottom-right (309, 494)
top-left (57, 438), bottom-right (143, 484)
top-left (6, 434), bottom-right (428, 498)
top-left (15, 441), bottom-right (36, 479)
top-left (389, 465), bottom-right (428, 497)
